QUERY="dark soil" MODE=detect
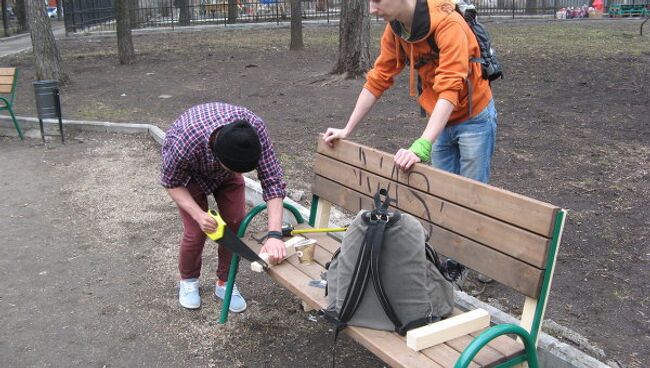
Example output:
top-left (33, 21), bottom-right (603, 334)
top-left (1, 19), bottom-right (648, 367)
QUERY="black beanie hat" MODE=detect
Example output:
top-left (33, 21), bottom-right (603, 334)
top-left (212, 120), bottom-right (262, 173)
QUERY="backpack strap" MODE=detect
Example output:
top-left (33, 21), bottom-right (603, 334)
top-left (369, 209), bottom-right (403, 332)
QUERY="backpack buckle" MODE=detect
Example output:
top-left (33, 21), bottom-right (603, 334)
top-left (370, 212), bottom-right (390, 223)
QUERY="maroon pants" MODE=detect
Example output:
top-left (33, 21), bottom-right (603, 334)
top-left (178, 175), bottom-right (245, 282)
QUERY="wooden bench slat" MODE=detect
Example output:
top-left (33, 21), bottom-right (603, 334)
top-left (0, 85), bottom-right (13, 94)
top-left (421, 343), bottom-right (482, 368)
top-left (317, 138), bottom-right (558, 237)
top-left (470, 332), bottom-right (523, 362)
top-left (446, 333), bottom-right (507, 367)
top-left (0, 67), bottom-right (16, 76)
top-left (314, 155), bottom-right (550, 268)
top-left (346, 326), bottom-right (445, 368)
top-left (313, 175), bottom-right (544, 298)
top-left (0, 76), bottom-right (15, 85)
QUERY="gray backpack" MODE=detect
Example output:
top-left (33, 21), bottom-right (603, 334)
top-left (325, 189), bottom-right (454, 336)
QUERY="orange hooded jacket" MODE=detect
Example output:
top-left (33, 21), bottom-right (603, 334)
top-left (364, 0), bottom-right (492, 125)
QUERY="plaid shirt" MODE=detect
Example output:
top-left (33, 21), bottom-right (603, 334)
top-left (161, 103), bottom-right (286, 202)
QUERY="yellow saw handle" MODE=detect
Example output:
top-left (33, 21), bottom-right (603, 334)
top-left (205, 209), bottom-right (227, 241)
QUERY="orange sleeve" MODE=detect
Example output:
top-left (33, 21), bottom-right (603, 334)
top-left (432, 20), bottom-right (469, 107)
top-left (364, 25), bottom-right (405, 99)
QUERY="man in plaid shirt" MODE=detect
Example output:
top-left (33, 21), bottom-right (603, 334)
top-left (161, 103), bottom-right (287, 312)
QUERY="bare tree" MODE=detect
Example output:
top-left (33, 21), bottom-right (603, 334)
top-left (525, 0), bottom-right (536, 14)
top-left (228, 0), bottom-right (239, 23)
top-left (332, 0), bottom-right (370, 77)
top-left (16, 0), bottom-right (28, 32)
top-left (28, 0), bottom-right (68, 83)
top-left (56, 0), bottom-right (63, 21)
top-left (115, 0), bottom-right (136, 64)
top-left (2, 0), bottom-right (10, 37)
top-left (289, 0), bottom-right (303, 50)
top-left (175, 0), bottom-right (191, 26)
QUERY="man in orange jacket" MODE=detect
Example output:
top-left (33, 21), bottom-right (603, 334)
top-left (324, 0), bottom-right (497, 185)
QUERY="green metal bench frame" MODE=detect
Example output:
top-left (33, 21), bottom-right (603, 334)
top-left (0, 68), bottom-right (23, 140)
top-left (218, 197), bottom-right (566, 368)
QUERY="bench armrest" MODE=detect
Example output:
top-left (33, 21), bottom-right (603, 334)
top-left (237, 201), bottom-right (305, 237)
top-left (454, 324), bottom-right (539, 368)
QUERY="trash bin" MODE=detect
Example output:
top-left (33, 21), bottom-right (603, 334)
top-left (33, 80), bottom-right (64, 143)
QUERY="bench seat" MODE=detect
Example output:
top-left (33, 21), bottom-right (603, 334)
top-left (244, 225), bottom-right (525, 368)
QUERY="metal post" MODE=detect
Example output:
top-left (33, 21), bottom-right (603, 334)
top-left (512, 0), bottom-right (516, 18)
top-left (170, 0), bottom-right (174, 30)
top-left (55, 89), bottom-right (64, 144)
top-left (219, 254), bottom-right (240, 324)
top-left (39, 119), bottom-right (45, 143)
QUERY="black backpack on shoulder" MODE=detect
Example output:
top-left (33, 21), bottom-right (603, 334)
top-left (463, 7), bottom-right (504, 82)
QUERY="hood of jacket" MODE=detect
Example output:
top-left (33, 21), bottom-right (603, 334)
top-left (389, 0), bottom-right (459, 96)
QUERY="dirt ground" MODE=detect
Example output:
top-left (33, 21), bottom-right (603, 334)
top-left (1, 19), bottom-right (648, 367)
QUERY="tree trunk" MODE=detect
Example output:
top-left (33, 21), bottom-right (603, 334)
top-left (227, 0), bottom-right (238, 23)
top-left (16, 0), bottom-right (28, 32)
top-left (28, 0), bottom-right (68, 83)
top-left (525, 0), bottom-right (537, 14)
top-left (56, 0), bottom-right (63, 20)
top-left (176, 0), bottom-right (190, 25)
top-left (2, 0), bottom-right (10, 37)
top-left (332, 0), bottom-right (370, 76)
top-left (129, 0), bottom-right (140, 29)
top-left (289, 0), bottom-right (303, 50)
top-left (115, 0), bottom-right (135, 64)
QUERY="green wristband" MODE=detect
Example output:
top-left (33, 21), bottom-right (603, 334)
top-left (409, 138), bottom-right (432, 162)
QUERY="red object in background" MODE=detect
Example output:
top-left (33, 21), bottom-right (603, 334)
top-left (48, 0), bottom-right (57, 7)
top-left (592, 0), bottom-right (604, 11)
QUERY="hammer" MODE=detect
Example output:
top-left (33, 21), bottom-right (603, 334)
top-left (281, 223), bottom-right (347, 237)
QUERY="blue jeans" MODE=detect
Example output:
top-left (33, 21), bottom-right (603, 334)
top-left (430, 100), bottom-right (497, 183)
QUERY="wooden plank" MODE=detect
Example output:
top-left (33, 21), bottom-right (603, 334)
top-left (469, 331), bottom-right (524, 363)
top-left (312, 197), bottom-right (331, 228)
top-left (447, 333), bottom-right (506, 367)
top-left (421, 343), bottom-right (481, 368)
top-left (313, 175), bottom-right (544, 298)
top-left (407, 309), bottom-right (491, 351)
top-left (302, 230), bottom-right (341, 255)
top-left (0, 76), bottom-right (14, 85)
top-left (345, 326), bottom-right (444, 368)
top-left (314, 155), bottom-right (550, 268)
top-left (0, 85), bottom-right (13, 94)
top-left (0, 67), bottom-right (15, 76)
top-left (316, 138), bottom-right (559, 237)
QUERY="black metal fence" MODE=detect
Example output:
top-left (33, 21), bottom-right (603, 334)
top-left (63, 0), bottom-right (650, 34)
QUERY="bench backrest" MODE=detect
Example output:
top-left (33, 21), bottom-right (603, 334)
top-left (310, 137), bottom-right (567, 342)
top-left (0, 68), bottom-right (18, 102)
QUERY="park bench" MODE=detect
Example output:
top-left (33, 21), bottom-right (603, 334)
top-left (221, 137), bottom-right (567, 367)
top-left (609, 4), bottom-right (649, 17)
top-left (0, 67), bottom-right (23, 140)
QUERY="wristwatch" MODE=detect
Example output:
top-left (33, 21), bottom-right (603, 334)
top-left (267, 231), bottom-right (283, 240)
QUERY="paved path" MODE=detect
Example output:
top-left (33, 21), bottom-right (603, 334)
top-left (0, 21), bottom-right (65, 58)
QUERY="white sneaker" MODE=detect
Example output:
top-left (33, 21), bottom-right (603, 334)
top-left (215, 282), bottom-right (247, 313)
top-left (179, 278), bottom-right (201, 309)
